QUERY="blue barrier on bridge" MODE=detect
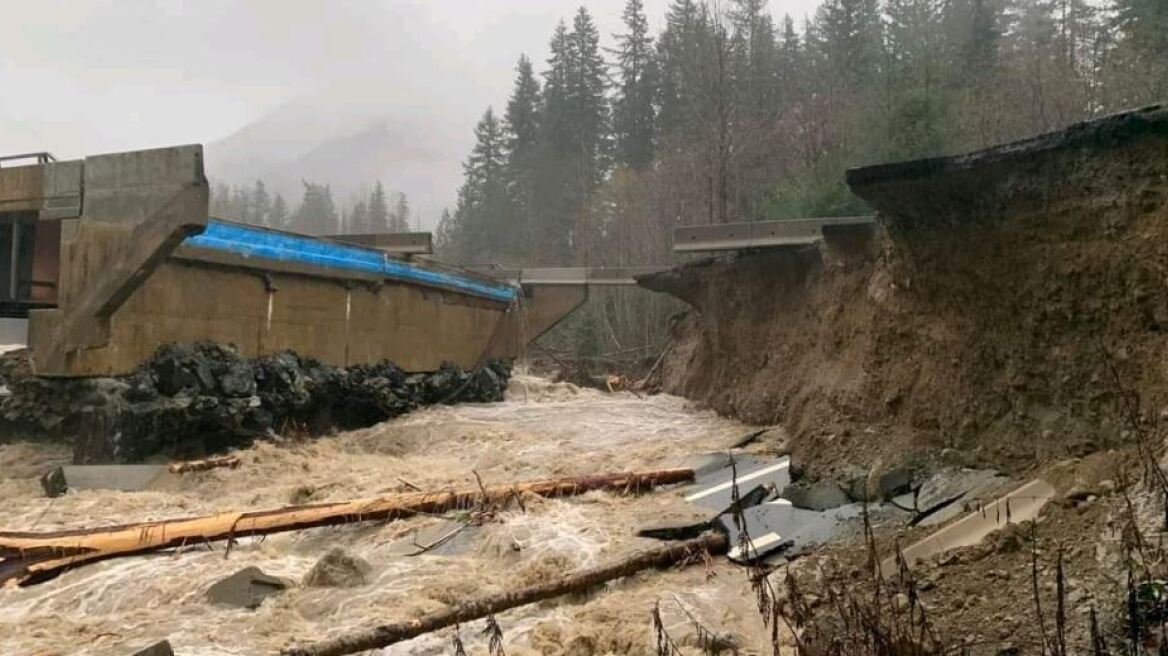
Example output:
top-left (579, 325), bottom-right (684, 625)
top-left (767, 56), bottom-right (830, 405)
top-left (185, 220), bottom-right (517, 303)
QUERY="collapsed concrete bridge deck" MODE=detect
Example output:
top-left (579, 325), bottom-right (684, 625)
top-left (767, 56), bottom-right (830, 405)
top-left (0, 145), bottom-right (540, 377)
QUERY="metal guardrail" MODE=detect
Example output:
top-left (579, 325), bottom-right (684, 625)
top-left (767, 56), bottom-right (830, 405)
top-left (0, 152), bottom-right (56, 168)
top-left (327, 232), bottom-right (433, 255)
top-left (474, 266), bottom-right (670, 286)
top-left (672, 216), bottom-right (876, 253)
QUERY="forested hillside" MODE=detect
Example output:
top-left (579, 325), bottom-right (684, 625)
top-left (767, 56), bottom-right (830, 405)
top-left (430, 0), bottom-right (1165, 361)
top-left (438, 0), bottom-right (1167, 267)
top-left (209, 179), bottom-right (413, 236)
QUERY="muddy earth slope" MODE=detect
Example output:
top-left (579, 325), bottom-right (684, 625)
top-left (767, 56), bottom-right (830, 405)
top-left (643, 104), bottom-right (1168, 479)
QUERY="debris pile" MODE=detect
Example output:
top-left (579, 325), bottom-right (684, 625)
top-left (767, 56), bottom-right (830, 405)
top-left (0, 342), bottom-right (511, 463)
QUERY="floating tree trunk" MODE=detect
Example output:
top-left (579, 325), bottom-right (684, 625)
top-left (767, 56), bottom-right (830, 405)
top-left (281, 531), bottom-right (728, 656)
top-left (167, 455), bottom-right (241, 474)
top-left (0, 468), bottom-right (694, 587)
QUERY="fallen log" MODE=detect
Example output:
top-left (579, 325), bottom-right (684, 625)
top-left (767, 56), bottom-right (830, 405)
top-left (281, 531), bottom-right (728, 656)
top-left (167, 455), bottom-right (241, 474)
top-left (0, 468), bottom-right (693, 587)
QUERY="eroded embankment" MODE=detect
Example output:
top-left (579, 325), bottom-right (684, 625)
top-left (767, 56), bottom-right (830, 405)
top-left (644, 105), bottom-right (1168, 479)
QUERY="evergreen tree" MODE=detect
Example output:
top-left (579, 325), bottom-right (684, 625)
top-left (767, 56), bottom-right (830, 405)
top-left (392, 192), bottom-right (411, 232)
top-left (776, 14), bottom-right (803, 103)
top-left (435, 207), bottom-right (461, 257)
top-left (534, 20), bottom-right (582, 261)
top-left (503, 55), bottom-right (542, 253)
top-left (943, 0), bottom-right (1005, 80)
top-left (885, 0), bottom-right (947, 157)
top-left (1113, 0), bottom-right (1168, 57)
top-left (349, 199), bottom-right (368, 234)
top-left (368, 181), bottom-right (390, 232)
top-left (292, 181), bottom-right (337, 235)
top-left (252, 180), bottom-right (272, 227)
top-left (612, 0), bottom-right (659, 169)
top-left (657, 0), bottom-right (706, 136)
top-left (567, 7), bottom-right (610, 190)
top-left (813, 0), bottom-right (884, 94)
top-left (232, 185), bottom-right (252, 223)
top-left (454, 108), bottom-right (510, 261)
top-left (270, 193), bottom-right (288, 229)
top-left (729, 0), bottom-right (780, 120)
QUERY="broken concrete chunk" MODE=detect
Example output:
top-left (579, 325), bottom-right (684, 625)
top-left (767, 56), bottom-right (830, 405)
top-left (640, 484), bottom-right (769, 542)
top-left (303, 548), bottom-right (372, 588)
top-left (683, 456), bottom-right (791, 511)
top-left (913, 468), bottom-right (1011, 527)
top-left (130, 640), bottom-right (174, 656)
top-left (887, 478), bottom-right (1055, 572)
top-left (637, 519), bottom-right (716, 541)
top-left (719, 499), bottom-right (863, 563)
top-left (206, 566), bottom-right (294, 609)
top-left (878, 467), bottom-right (913, 498)
top-left (40, 464), bottom-right (175, 498)
top-left (781, 480), bottom-right (851, 511)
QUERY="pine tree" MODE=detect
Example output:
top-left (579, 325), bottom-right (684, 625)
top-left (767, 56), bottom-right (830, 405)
top-left (776, 15), bottom-right (803, 103)
top-left (252, 180), bottom-right (272, 227)
top-left (454, 108), bottom-right (509, 261)
top-left (435, 207), bottom-right (463, 260)
top-left (612, 0), bottom-right (659, 170)
top-left (231, 185), bottom-right (252, 223)
top-left (884, 0), bottom-right (947, 157)
top-left (368, 181), bottom-right (390, 233)
top-left (392, 192), bottom-right (411, 232)
top-left (943, 0), bottom-right (1005, 81)
top-left (1113, 0), bottom-right (1168, 57)
top-left (567, 7), bottom-right (610, 189)
top-left (657, 0), bottom-right (705, 135)
top-left (292, 181), bottom-right (337, 235)
top-left (270, 193), bottom-right (288, 229)
top-left (813, 0), bottom-right (883, 94)
top-left (349, 199), bottom-right (368, 234)
top-left (534, 20), bottom-right (581, 261)
top-left (503, 55), bottom-right (542, 254)
top-left (729, 0), bottom-right (779, 120)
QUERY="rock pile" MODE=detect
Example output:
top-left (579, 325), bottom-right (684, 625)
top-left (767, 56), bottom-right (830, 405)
top-left (0, 342), bottom-right (511, 463)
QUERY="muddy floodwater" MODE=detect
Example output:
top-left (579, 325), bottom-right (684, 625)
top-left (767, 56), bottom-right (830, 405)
top-left (0, 375), bottom-right (776, 655)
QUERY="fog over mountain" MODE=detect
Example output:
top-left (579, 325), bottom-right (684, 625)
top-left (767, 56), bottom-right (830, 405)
top-left (2, 0), bottom-right (821, 228)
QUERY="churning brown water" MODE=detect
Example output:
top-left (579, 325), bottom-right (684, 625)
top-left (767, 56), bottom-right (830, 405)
top-left (0, 375), bottom-right (776, 655)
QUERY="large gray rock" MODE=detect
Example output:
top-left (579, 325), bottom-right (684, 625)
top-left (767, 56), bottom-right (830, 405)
top-left (41, 464), bottom-right (175, 498)
top-left (130, 640), bottom-right (174, 656)
top-left (206, 566), bottom-right (294, 609)
top-left (913, 468), bottom-right (1011, 527)
top-left (303, 548), bottom-right (372, 588)
top-left (781, 480), bottom-right (851, 511)
top-left (878, 467), bottom-right (913, 498)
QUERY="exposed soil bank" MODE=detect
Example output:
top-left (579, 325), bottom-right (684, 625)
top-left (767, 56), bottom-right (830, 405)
top-left (643, 105), bottom-right (1168, 479)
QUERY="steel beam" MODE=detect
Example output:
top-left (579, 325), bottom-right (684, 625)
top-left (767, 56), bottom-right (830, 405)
top-left (475, 266), bottom-right (670, 286)
top-left (327, 231), bottom-right (433, 255)
top-left (672, 216), bottom-right (876, 253)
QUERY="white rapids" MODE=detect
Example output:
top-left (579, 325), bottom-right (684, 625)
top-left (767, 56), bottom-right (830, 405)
top-left (0, 375), bottom-right (776, 655)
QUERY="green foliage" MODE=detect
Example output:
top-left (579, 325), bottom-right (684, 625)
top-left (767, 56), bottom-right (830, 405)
top-left (368, 181), bottom-right (390, 233)
top-left (613, 0), bottom-right (659, 170)
top-left (292, 181), bottom-right (337, 235)
top-left (759, 158), bottom-right (872, 219)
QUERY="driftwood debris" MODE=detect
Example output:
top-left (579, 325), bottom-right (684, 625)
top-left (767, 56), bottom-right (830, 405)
top-left (281, 531), bottom-right (728, 656)
top-left (0, 468), bottom-right (693, 587)
top-left (167, 455), bottom-right (241, 474)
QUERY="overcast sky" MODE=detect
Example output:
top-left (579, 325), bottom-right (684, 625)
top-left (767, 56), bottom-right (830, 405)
top-left (1, 0), bottom-right (822, 222)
